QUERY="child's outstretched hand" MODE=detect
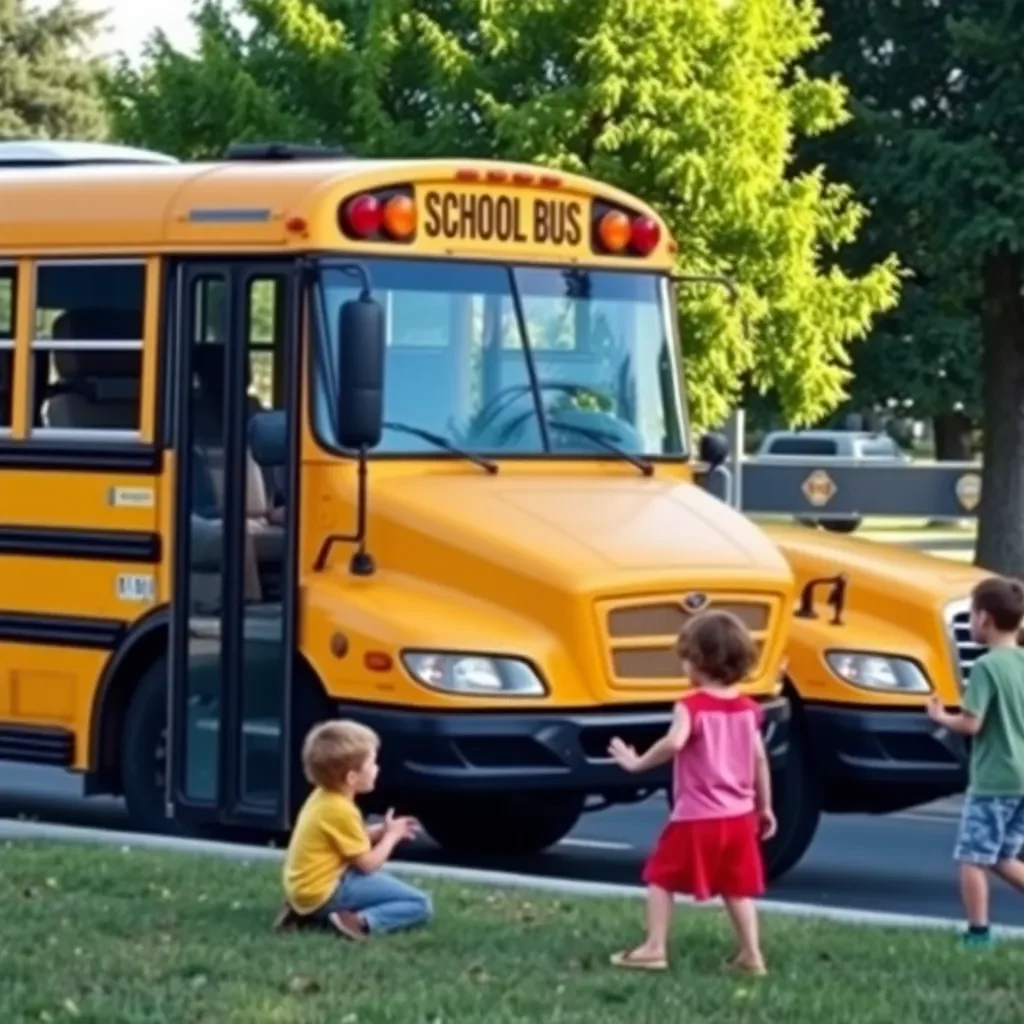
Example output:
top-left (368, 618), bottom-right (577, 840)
top-left (926, 696), bottom-right (946, 725)
top-left (758, 808), bottom-right (778, 840)
top-left (383, 808), bottom-right (421, 843)
top-left (608, 737), bottom-right (641, 773)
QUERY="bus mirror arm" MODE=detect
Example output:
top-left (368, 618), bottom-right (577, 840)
top-left (670, 273), bottom-right (740, 303)
top-left (313, 445), bottom-right (374, 576)
top-left (315, 279), bottom-right (386, 578)
top-left (796, 573), bottom-right (848, 626)
top-left (670, 272), bottom-right (750, 349)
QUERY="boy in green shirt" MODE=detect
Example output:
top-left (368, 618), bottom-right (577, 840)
top-left (928, 576), bottom-right (1024, 946)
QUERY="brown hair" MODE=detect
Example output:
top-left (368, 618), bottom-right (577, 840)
top-left (676, 610), bottom-right (757, 686)
top-left (971, 576), bottom-right (1024, 633)
top-left (302, 719), bottom-right (380, 787)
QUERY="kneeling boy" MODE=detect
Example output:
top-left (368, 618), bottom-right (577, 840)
top-left (278, 720), bottom-right (432, 940)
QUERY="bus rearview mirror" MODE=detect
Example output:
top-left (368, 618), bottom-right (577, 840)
top-left (699, 431), bottom-right (729, 470)
top-left (336, 296), bottom-right (386, 450)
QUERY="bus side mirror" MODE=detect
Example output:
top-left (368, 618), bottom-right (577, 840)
top-left (699, 431), bottom-right (729, 470)
top-left (336, 296), bottom-right (386, 450)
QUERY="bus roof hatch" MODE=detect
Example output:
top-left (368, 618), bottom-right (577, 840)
top-left (224, 141), bottom-right (351, 162)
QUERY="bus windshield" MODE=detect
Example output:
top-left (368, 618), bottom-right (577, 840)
top-left (315, 258), bottom-right (686, 458)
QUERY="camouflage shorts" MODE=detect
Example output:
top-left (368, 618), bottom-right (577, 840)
top-left (954, 795), bottom-right (1024, 865)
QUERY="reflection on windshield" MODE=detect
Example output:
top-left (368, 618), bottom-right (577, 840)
top-left (315, 259), bottom-right (685, 457)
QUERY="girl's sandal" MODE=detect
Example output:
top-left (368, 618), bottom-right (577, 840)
top-left (724, 955), bottom-right (768, 976)
top-left (610, 948), bottom-right (668, 972)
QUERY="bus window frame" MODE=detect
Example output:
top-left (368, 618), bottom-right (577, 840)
top-left (28, 257), bottom-right (149, 445)
top-left (0, 260), bottom-right (16, 439)
top-left (307, 254), bottom-right (692, 465)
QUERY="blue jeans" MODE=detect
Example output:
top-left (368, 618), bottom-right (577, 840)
top-left (313, 869), bottom-right (432, 935)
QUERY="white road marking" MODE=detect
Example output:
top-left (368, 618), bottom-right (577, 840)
top-left (4, 818), bottom-right (1023, 938)
top-left (558, 837), bottom-right (633, 851)
top-left (894, 811), bottom-right (960, 825)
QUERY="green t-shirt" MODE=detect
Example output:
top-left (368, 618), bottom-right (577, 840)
top-left (964, 647), bottom-right (1024, 796)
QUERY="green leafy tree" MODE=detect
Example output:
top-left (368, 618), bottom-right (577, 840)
top-left (106, 0), bottom-right (898, 429)
top-left (805, 3), bottom-right (981, 460)
top-left (809, 2), bottom-right (1024, 573)
top-left (0, 0), bottom-right (107, 140)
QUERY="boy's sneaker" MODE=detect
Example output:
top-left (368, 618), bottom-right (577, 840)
top-left (273, 904), bottom-right (305, 932)
top-left (327, 910), bottom-right (369, 942)
top-left (959, 928), bottom-right (994, 949)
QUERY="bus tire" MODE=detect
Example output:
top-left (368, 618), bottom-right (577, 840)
top-left (762, 710), bottom-right (822, 880)
top-left (418, 793), bottom-right (584, 856)
top-left (121, 657), bottom-right (183, 835)
top-left (821, 517), bottom-right (862, 534)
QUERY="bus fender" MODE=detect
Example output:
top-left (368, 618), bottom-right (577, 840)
top-left (85, 604), bottom-right (170, 796)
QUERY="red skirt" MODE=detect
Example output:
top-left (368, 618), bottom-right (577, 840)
top-left (643, 813), bottom-right (765, 901)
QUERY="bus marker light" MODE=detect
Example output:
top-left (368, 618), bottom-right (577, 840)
top-left (597, 210), bottom-right (631, 253)
top-left (630, 216), bottom-right (661, 255)
top-left (342, 193), bottom-right (382, 237)
top-left (382, 194), bottom-right (417, 239)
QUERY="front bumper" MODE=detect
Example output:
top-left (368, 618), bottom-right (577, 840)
top-left (806, 703), bottom-right (968, 787)
top-left (338, 696), bottom-right (790, 796)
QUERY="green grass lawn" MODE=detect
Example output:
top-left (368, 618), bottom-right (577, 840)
top-left (2, 842), bottom-right (1024, 1023)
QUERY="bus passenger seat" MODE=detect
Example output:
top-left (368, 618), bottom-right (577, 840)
top-left (43, 308), bottom-right (142, 431)
top-left (44, 350), bottom-right (141, 431)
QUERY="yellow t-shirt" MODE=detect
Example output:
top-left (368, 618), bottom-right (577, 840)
top-left (282, 788), bottom-right (372, 915)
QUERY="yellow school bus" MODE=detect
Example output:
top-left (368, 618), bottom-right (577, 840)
top-left (759, 525), bottom-right (983, 873)
top-left (0, 140), bottom-right (799, 867)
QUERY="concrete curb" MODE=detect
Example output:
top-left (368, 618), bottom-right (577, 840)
top-left (4, 818), bottom-right (1023, 940)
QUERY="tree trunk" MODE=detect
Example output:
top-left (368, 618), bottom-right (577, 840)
top-left (975, 247), bottom-right (1024, 576)
top-left (933, 412), bottom-right (973, 461)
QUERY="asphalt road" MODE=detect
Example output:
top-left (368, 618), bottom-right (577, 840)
top-left (4, 763), bottom-right (1018, 926)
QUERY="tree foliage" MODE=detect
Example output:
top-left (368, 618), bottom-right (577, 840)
top-left (0, 0), bottom-right (107, 140)
top-left (106, 0), bottom-right (898, 429)
top-left (809, 1), bottom-right (1024, 573)
top-left (805, 3), bottom-right (983, 435)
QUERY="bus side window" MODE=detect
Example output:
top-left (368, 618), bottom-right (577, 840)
top-left (247, 277), bottom-right (282, 412)
top-left (31, 261), bottom-right (146, 439)
top-left (0, 264), bottom-right (14, 436)
top-left (246, 276), bottom-right (287, 511)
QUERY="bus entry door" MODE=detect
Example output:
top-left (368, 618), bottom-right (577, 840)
top-left (167, 261), bottom-right (301, 832)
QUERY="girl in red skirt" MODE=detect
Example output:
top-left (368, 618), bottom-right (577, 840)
top-left (608, 610), bottom-right (777, 975)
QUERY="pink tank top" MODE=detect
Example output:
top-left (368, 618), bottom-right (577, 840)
top-left (670, 690), bottom-right (763, 822)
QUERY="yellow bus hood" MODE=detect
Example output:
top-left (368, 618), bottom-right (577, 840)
top-left (304, 469), bottom-right (792, 706)
top-left (370, 470), bottom-right (791, 587)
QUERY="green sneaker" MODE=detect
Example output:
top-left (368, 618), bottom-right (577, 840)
top-left (959, 929), bottom-right (994, 949)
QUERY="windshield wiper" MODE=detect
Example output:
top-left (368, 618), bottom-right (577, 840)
top-left (383, 422), bottom-right (498, 474)
top-left (547, 420), bottom-right (654, 477)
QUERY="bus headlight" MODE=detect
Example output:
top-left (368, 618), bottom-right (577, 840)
top-left (826, 651), bottom-right (931, 694)
top-left (402, 652), bottom-right (547, 696)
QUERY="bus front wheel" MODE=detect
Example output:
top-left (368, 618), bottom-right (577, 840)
top-left (762, 711), bottom-right (822, 880)
top-left (121, 657), bottom-right (182, 835)
top-left (417, 793), bottom-right (584, 856)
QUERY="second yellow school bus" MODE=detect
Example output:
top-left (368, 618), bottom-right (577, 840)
top-left (0, 140), bottom-right (804, 866)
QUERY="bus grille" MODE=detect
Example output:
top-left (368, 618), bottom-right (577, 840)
top-left (947, 600), bottom-right (985, 685)
top-left (601, 595), bottom-right (773, 688)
